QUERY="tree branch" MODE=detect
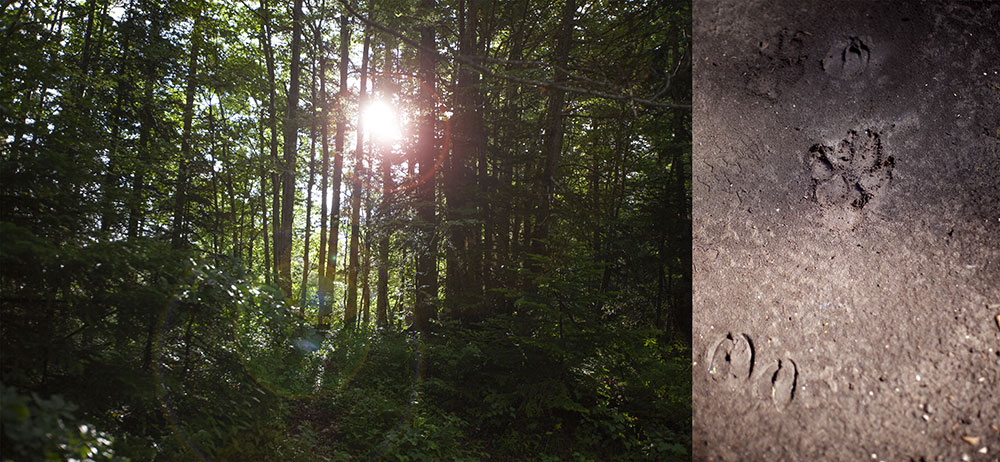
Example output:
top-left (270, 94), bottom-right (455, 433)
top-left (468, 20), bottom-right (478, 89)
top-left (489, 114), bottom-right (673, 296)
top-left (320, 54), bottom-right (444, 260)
top-left (335, 0), bottom-right (691, 111)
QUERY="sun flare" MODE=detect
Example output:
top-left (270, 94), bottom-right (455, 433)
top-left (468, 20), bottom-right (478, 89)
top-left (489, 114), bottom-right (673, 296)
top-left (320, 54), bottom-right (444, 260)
top-left (363, 99), bottom-right (402, 143)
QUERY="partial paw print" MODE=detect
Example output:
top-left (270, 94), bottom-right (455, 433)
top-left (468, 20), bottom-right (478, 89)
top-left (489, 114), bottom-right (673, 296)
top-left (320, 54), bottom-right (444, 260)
top-left (808, 129), bottom-right (894, 212)
top-left (743, 28), bottom-right (809, 100)
top-left (822, 36), bottom-right (872, 78)
top-left (707, 332), bottom-right (799, 412)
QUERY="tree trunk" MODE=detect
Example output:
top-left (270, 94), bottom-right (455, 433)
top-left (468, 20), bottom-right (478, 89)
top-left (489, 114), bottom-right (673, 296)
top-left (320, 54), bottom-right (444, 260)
top-left (300, 48), bottom-right (319, 317)
top-left (259, 0), bottom-right (280, 285)
top-left (277, 0), bottom-right (304, 298)
top-left (170, 6), bottom-right (203, 249)
top-left (376, 45), bottom-right (394, 329)
top-left (361, 203), bottom-right (372, 328)
top-left (129, 33), bottom-right (155, 240)
top-left (318, 14), bottom-right (350, 328)
top-left (209, 104), bottom-right (221, 261)
top-left (414, 0), bottom-right (439, 332)
top-left (531, 0), bottom-right (575, 259)
top-left (493, 0), bottom-right (528, 313)
top-left (345, 26), bottom-right (371, 328)
top-left (445, 0), bottom-right (483, 320)
top-left (318, 38), bottom-right (330, 299)
top-left (259, 103), bottom-right (272, 285)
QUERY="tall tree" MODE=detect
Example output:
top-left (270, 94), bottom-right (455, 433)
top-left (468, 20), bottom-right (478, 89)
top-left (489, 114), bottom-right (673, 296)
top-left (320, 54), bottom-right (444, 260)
top-left (413, 0), bottom-right (439, 332)
top-left (318, 13), bottom-right (350, 328)
top-left (375, 44), bottom-right (394, 328)
top-left (276, 0), bottom-right (305, 297)
top-left (259, 100), bottom-right (272, 285)
top-left (300, 36), bottom-right (320, 316)
top-left (345, 22), bottom-right (370, 328)
top-left (531, 0), bottom-right (576, 259)
top-left (445, 0), bottom-right (484, 319)
top-left (258, 0), bottom-right (280, 284)
top-left (317, 27), bottom-right (331, 307)
top-left (170, 2), bottom-right (204, 249)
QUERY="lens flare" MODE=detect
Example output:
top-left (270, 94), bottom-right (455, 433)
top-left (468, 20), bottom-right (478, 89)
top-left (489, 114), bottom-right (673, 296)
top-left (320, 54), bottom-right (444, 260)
top-left (363, 99), bottom-right (402, 143)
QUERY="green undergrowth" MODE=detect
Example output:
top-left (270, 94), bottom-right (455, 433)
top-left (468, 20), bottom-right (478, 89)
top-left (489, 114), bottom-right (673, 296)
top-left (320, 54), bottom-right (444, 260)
top-left (239, 324), bottom-right (691, 461)
top-left (2, 259), bottom-right (690, 461)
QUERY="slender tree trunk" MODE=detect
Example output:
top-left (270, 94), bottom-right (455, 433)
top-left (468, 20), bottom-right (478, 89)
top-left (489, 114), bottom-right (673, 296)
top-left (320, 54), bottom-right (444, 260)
top-left (671, 131), bottom-right (691, 339)
top-left (209, 104), bottom-right (221, 262)
top-left (259, 104), bottom-right (272, 285)
top-left (414, 0), bottom-right (439, 332)
top-left (376, 46), bottom-right (394, 328)
top-left (361, 202), bottom-right (372, 328)
top-left (493, 0), bottom-right (527, 312)
top-left (277, 0), bottom-right (304, 298)
top-left (300, 50), bottom-right (319, 317)
top-left (319, 14), bottom-right (350, 328)
top-left (259, 0), bottom-right (280, 284)
top-left (345, 26), bottom-right (370, 328)
top-left (318, 38), bottom-right (330, 299)
top-left (227, 153), bottom-right (239, 261)
top-left (129, 36), bottom-right (155, 240)
top-left (170, 6), bottom-right (203, 249)
top-left (531, 0), bottom-right (575, 260)
top-left (75, 0), bottom-right (98, 100)
top-left (445, 0), bottom-right (482, 319)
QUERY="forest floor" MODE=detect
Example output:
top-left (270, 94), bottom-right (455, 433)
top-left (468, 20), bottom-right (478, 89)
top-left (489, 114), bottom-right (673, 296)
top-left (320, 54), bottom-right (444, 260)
top-left (691, 1), bottom-right (1000, 460)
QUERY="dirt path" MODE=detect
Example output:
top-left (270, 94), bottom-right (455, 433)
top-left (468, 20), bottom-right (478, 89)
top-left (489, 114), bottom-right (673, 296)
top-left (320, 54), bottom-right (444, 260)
top-left (691, 1), bottom-right (1000, 460)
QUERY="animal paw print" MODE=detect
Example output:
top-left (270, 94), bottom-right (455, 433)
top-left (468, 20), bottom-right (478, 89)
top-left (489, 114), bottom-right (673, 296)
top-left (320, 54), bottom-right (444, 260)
top-left (809, 129), bottom-right (894, 211)
top-left (744, 28), bottom-right (809, 99)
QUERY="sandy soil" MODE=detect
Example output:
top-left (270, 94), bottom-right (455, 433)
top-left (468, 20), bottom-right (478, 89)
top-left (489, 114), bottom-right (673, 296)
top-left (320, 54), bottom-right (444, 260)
top-left (691, 1), bottom-right (1000, 460)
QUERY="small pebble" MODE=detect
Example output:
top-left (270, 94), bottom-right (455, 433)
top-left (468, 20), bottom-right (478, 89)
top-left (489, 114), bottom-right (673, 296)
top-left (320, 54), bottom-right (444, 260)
top-left (921, 414), bottom-right (930, 421)
top-left (962, 436), bottom-right (980, 446)
top-left (978, 446), bottom-right (988, 454)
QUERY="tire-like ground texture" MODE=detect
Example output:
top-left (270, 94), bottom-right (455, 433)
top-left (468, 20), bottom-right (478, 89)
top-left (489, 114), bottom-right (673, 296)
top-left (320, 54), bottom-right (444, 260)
top-left (692, 1), bottom-right (1000, 460)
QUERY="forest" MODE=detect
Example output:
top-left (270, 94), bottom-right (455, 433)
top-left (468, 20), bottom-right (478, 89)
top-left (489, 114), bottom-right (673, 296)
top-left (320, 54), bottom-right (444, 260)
top-left (1, 0), bottom-right (691, 460)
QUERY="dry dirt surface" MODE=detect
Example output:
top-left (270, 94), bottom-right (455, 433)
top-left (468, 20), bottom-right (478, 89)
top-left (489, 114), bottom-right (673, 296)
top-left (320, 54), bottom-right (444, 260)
top-left (691, 1), bottom-right (1000, 460)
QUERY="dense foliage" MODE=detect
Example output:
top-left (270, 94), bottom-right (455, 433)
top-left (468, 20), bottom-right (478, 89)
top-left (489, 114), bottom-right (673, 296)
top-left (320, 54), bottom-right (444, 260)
top-left (1, 0), bottom-right (690, 459)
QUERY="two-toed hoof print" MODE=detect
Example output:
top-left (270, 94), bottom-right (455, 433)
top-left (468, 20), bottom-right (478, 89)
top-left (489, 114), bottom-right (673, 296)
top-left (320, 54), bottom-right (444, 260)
top-left (708, 332), bottom-right (798, 412)
top-left (708, 332), bottom-right (755, 381)
top-left (756, 357), bottom-right (797, 412)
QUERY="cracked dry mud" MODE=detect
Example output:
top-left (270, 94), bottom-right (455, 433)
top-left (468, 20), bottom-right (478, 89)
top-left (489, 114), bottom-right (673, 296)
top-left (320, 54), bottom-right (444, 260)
top-left (694, 1), bottom-right (1000, 460)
